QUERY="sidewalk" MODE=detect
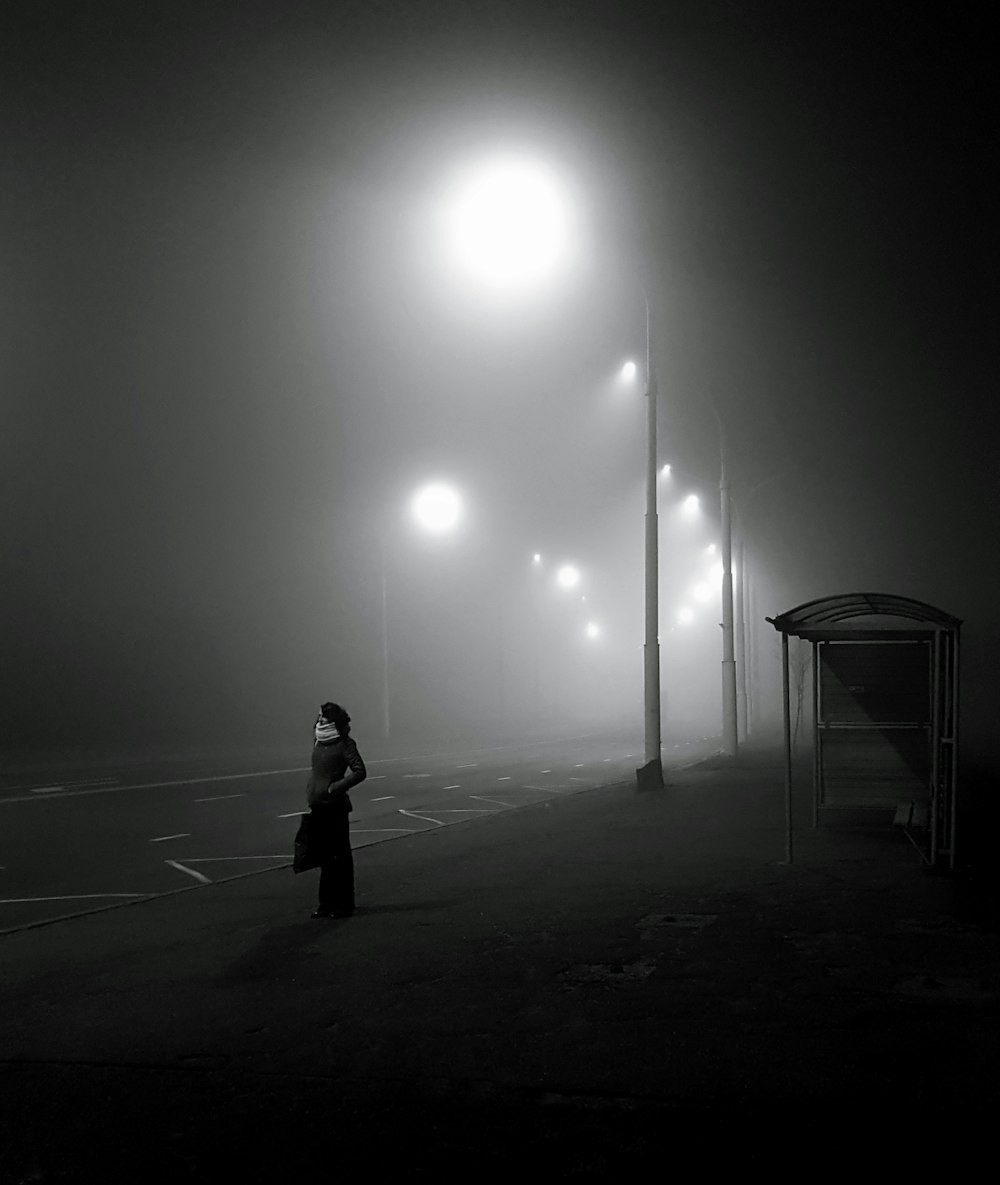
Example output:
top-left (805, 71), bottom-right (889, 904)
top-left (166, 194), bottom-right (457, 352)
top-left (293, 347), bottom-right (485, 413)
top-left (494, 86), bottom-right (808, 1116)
top-left (2, 743), bottom-right (998, 1181)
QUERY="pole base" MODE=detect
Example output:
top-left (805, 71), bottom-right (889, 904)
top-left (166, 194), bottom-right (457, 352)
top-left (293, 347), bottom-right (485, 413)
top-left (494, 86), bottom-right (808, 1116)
top-left (635, 758), bottom-right (664, 791)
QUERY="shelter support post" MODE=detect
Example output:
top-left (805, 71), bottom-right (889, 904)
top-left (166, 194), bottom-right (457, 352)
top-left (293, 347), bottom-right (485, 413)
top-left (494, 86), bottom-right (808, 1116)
top-left (782, 631), bottom-right (793, 863)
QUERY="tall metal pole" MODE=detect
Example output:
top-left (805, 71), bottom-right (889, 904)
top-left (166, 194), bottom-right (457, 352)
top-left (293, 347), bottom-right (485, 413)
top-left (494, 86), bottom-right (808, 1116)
top-left (716, 412), bottom-right (738, 757)
top-left (736, 535), bottom-right (748, 741)
top-left (380, 537), bottom-right (390, 739)
top-left (637, 290), bottom-right (663, 790)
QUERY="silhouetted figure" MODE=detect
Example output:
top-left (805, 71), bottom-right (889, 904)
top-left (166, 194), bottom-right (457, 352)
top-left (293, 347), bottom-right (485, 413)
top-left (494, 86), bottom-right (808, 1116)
top-left (306, 702), bottom-right (366, 918)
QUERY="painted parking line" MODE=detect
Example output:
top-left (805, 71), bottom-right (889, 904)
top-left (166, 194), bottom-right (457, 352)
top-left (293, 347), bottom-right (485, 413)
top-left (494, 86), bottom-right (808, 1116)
top-left (497, 776), bottom-right (512, 781)
top-left (149, 833), bottom-right (191, 843)
top-left (0, 892), bottom-right (151, 903)
top-left (399, 808), bottom-right (443, 826)
top-left (194, 793), bottom-right (244, 802)
top-left (539, 769), bottom-right (551, 773)
top-left (403, 773), bottom-right (431, 779)
top-left (351, 828), bottom-right (417, 834)
top-left (469, 795), bottom-right (513, 807)
top-left (371, 795), bottom-right (395, 801)
top-left (180, 856), bottom-right (288, 862)
top-left (165, 860), bottom-right (211, 885)
top-left (457, 763), bottom-right (478, 768)
top-left (26, 777), bottom-right (119, 794)
top-left (443, 785), bottom-right (461, 790)
top-left (368, 775), bottom-right (386, 780)
top-left (277, 811), bottom-right (306, 818)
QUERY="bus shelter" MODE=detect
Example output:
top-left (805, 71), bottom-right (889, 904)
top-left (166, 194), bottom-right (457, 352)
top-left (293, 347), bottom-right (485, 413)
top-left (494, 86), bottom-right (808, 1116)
top-left (767, 593), bottom-right (960, 871)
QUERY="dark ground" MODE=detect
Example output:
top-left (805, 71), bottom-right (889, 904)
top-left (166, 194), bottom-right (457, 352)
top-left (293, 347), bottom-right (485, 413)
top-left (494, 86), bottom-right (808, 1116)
top-left (2, 742), bottom-right (998, 1182)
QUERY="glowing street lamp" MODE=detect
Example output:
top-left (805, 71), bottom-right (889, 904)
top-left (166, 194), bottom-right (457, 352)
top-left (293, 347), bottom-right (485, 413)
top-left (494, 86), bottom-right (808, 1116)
top-left (411, 482), bottom-right (462, 533)
top-left (440, 155), bottom-right (577, 295)
top-left (556, 564), bottom-right (581, 589)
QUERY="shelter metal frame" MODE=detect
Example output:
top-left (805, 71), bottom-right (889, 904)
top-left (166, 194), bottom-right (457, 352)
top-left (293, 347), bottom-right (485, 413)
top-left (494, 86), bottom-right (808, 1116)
top-left (767, 593), bottom-right (961, 871)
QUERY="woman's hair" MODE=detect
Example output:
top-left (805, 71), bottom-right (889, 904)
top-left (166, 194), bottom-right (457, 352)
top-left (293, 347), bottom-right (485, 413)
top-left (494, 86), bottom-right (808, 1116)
top-left (320, 701), bottom-right (351, 735)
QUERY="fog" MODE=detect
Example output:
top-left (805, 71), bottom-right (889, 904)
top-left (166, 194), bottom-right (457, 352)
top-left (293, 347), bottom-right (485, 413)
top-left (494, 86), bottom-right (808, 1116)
top-left (1, 3), bottom-right (991, 774)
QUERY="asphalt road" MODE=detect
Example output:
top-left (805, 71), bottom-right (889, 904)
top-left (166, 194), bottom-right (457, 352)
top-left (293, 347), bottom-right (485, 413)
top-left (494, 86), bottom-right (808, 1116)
top-left (0, 730), bottom-right (721, 933)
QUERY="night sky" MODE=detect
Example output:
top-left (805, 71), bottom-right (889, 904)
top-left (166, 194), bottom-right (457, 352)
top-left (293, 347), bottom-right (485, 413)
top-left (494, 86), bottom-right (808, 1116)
top-left (1, 2), bottom-right (992, 760)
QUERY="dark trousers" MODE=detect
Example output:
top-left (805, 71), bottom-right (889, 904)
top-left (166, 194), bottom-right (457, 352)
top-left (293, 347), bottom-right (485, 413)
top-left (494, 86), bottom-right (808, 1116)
top-left (317, 808), bottom-right (355, 914)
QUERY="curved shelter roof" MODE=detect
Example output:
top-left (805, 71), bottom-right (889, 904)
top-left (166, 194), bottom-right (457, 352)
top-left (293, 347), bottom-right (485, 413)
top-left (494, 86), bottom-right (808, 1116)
top-left (768, 593), bottom-right (962, 637)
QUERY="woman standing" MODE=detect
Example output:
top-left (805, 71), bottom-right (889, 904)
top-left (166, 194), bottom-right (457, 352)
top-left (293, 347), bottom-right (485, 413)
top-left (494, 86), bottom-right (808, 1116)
top-left (305, 702), bottom-right (367, 918)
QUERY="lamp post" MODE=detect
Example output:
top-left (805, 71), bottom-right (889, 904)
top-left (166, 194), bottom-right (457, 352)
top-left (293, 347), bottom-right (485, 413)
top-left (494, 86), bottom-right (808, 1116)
top-left (637, 291), bottom-right (664, 789)
top-left (439, 153), bottom-right (663, 788)
top-left (711, 406), bottom-right (738, 758)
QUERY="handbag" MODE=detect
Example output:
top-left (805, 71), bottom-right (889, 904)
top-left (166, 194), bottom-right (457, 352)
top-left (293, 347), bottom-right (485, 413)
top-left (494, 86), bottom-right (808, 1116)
top-left (292, 811), bottom-right (323, 874)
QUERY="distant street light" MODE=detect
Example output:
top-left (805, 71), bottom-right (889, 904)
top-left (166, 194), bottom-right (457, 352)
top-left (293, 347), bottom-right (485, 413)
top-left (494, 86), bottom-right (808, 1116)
top-left (621, 360), bottom-right (638, 382)
top-left (556, 564), bottom-right (581, 589)
top-left (382, 481), bottom-right (463, 737)
top-left (585, 621), bottom-right (601, 639)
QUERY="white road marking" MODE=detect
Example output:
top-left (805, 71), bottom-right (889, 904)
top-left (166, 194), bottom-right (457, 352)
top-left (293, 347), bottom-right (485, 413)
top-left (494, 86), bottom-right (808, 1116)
top-left (522, 784), bottom-right (560, 792)
top-left (1, 766), bottom-right (311, 804)
top-left (180, 855), bottom-right (287, 862)
top-left (0, 892), bottom-right (151, 903)
top-left (26, 777), bottom-right (118, 794)
top-left (457, 763), bottom-right (478, 768)
top-left (573, 763), bottom-right (584, 768)
top-left (443, 784), bottom-right (460, 790)
top-left (497, 776), bottom-right (511, 781)
top-left (603, 758), bottom-right (612, 762)
top-left (568, 776), bottom-right (587, 781)
top-left (469, 795), bottom-right (513, 807)
top-left (433, 808), bottom-right (496, 814)
top-left (351, 828), bottom-right (417, 833)
top-left (149, 833), bottom-right (190, 843)
top-left (194, 793), bottom-right (244, 802)
top-left (165, 860), bottom-right (211, 885)
top-left (368, 775), bottom-right (386, 780)
top-left (539, 769), bottom-right (551, 773)
top-left (277, 811), bottom-right (306, 818)
top-left (403, 773), bottom-right (431, 778)
top-left (399, 808), bottom-right (443, 826)
top-left (371, 795), bottom-right (395, 801)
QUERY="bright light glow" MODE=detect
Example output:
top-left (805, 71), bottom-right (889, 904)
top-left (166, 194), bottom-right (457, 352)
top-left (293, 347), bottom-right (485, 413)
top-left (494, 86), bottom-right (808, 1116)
top-left (411, 483), bottom-right (462, 533)
top-left (691, 582), bottom-right (712, 603)
top-left (442, 156), bottom-right (575, 293)
top-left (532, 553), bottom-right (542, 564)
top-left (556, 564), bottom-right (580, 589)
top-left (681, 493), bottom-right (700, 516)
top-left (621, 360), bottom-right (637, 382)
top-left (705, 543), bottom-right (717, 555)
top-left (585, 621), bottom-right (601, 639)
top-left (677, 606), bottom-right (695, 626)
top-left (661, 464), bottom-right (672, 477)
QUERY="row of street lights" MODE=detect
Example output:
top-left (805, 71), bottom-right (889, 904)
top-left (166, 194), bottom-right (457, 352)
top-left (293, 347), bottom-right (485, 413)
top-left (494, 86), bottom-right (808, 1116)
top-left (415, 150), bottom-right (766, 784)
